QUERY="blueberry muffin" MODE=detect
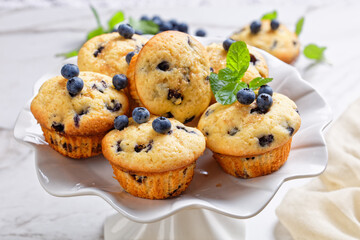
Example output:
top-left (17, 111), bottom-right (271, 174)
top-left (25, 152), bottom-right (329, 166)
top-left (31, 72), bottom-right (129, 158)
top-left (102, 116), bottom-right (206, 199)
top-left (206, 42), bottom-right (269, 102)
top-left (128, 31), bottom-right (212, 124)
top-left (197, 93), bottom-right (301, 178)
top-left (231, 20), bottom-right (300, 64)
top-left (77, 32), bottom-right (148, 77)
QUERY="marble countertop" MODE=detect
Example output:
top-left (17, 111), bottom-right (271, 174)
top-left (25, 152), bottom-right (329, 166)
top-left (1, 1), bottom-right (360, 239)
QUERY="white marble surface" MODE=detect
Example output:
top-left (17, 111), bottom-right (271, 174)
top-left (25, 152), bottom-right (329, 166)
top-left (1, 1), bottom-right (360, 239)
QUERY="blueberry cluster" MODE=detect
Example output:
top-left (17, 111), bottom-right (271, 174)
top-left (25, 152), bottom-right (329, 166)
top-left (250, 19), bottom-right (280, 34)
top-left (114, 107), bottom-right (171, 134)
top-left (61, 64), bottom-right (83, 97)
top-left (140, 15), bottom-right (206, 37)
top-left (236, 85), bottom-right (273, 113)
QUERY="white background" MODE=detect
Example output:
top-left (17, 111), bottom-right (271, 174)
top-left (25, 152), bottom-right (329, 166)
top-left (1, 0), bottom-right (360, 239)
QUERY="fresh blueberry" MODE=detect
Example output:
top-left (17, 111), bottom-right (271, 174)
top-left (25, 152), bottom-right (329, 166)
top-left (140, 15), bottom-right (150, 21)
top-left (152, 116), bottom-right (171, 134)
top-left (132, 107), bottom-right (150, 124)
top-left (159, 22), bottom-right (172, 32)
top-left (152, 16), bottom-right (163, 26)
top-left (126, 51), bottom-right (135, 65)
top-left (67, 77), bottom-right (84, 97)
top-left (250, 20), bottom-right (262, 34)
top-left (258, 85), bottom-right (273, 96)
top-left (257, 93), bottom-right (273, 112)
top-left (114, 115), bottom-right (129, 131)
top-left (195, 29), bottom-right (206, 37)
top-left (177, 23), bottom-right (188, 33)
top-left (112, 74), bottom-right (128, 90)
top-left (169, 19), bottom-right (178, 29)
top-left (236, 88), bottom-right (256, 105)
top-left (270, 19), bottom-right (280, 30)
top-left (61, 64), bottom-right (79, 79)
top-left (118, 24), bottom-right (134, 39)
top-left (223, 38), bottom-right (236, 51)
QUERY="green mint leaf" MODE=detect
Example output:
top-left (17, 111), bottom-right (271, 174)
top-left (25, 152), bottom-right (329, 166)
top-left (56, 50), bottom-right (79, 58)
top-left (90, 5), bottom-right (102, 29)
top-left (261, 10), bottom-right (277, 20)
top-left (295, 17), bottom-right (305, 36)
top-left (303, 44), bottom-right (326, 61)
top-left (210, 73), bottom-right (227, 94)
top-left (249, 77), bottom-right (273, 90)
top-left (87, 27), bottom-right (105, 40)
top-left (215, 82), bottom-right (247, 105)
top-left (108, 11), bottom-right (125, 30)
top-left (226, 41), bottom-right (250, 76)
top-left (129, 17), bottom-right (159, 34)
top-left (218, 68), bottom-right (239, 82)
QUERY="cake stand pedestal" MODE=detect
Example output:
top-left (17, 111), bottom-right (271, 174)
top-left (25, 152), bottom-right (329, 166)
top-left (104, 209), bottom-right (246, 240)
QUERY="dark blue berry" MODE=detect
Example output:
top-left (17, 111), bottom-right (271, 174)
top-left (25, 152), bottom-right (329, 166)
top-left (270, 19), bottom-right (280, 30)
top-left (61, 64), bottom-right (79, 79)
top-left (157, 61), bottom-right (170, 71)
top-left (159, 22), bottom-right (172, 32)
top-left (250, 20), bottom-right (262, 34)
top-left (257, 93), bottom-right (273, 112)
top-left (169, 19), bottom-right (178, 29)
top-left (223, 38), bottom-right (236, 51)
top-left (112, 74), bottom-right (128, 90)
top-left (67, 77), bottom-right (84, 97)
top-left (177, 23), bottom-right (188, 33)
top-left (114, 115), bottom-right (129, 131)
top-left (152, 16), bottom-right (163, 26)
top-left (126, 51), bottom-right (135, 65)
top-left (236, 88), bottom-right (256, 105)
top-left (258, 134), bottom-right (274, 147)
top-left (152, 117), bottom-right (171, 134)
top-left (132, 107), bottom-right (150, 124)
top-left (258, 85), bottom-right (273, 96)
top-left (118, 24), bottom-right (134, 39)
top-left (195, 29), bottom-right (206, 37)
top-left (140, 15), bottom-right (150, 21)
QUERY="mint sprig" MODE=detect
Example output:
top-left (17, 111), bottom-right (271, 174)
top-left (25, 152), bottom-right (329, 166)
top-left (295, 16), bottom-right (305, 36)
top-left (108, 11), bottom-right (125, 30)
top-left (303, 44), bottom-right (327, 61)
top-left (209, 41), bottom-right (273, 105)
top-left (56, 50), bottom-right (79, 58)
top-left (129, 17), bottom-right (159, 34)
top-left (248, 77), bottom-right (273, 90)
top-left (227, 41), bottom-right (250, 73)
top-left (261, 10), bottom-right (277, 20)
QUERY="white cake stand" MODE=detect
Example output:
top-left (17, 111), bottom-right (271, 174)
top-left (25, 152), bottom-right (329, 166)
top-left (14, 38), bottom-right (332, 239)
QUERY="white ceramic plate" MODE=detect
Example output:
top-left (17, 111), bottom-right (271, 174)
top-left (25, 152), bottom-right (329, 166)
top-left (14, 37), bottom-right (332, 223)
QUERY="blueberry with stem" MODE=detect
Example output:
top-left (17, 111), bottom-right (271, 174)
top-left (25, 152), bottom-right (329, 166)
top-left (61, 64), bottom-right (79, 79)
top-left (236, 88), bottom-right (256, 105)
top-left (132, 107), bottom-right (150, 124)
top-left (112, 74), bottom-right (128, 90)
top-left (114, 115), bottom-right (129, 130)
top-left (152, 117), bottom-right (171, 134)
top-left (118, 24), bottom-right (134, 39)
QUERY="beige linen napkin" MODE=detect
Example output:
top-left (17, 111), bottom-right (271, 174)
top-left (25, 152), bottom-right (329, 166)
top-left (276, 98), bottom-right (360, 240)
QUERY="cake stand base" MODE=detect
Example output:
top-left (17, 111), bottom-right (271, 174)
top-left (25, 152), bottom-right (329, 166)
top-left (104, 209), bottom-right (246, 240)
